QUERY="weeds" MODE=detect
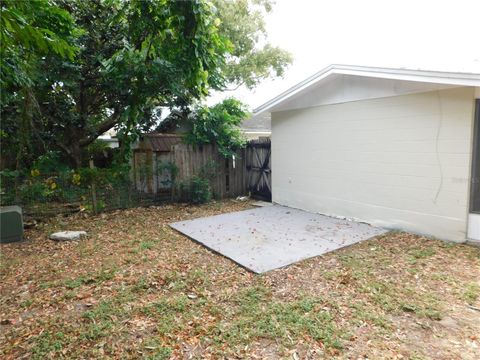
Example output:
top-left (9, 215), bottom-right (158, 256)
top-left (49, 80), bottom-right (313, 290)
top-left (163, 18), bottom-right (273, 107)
top-left (464, 282), bottom-right (480, 305)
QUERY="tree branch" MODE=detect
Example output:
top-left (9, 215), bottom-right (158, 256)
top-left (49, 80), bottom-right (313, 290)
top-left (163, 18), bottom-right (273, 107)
top-left (223, 81), bottom-right (245, 91)
top-left (56, 141), bottom-right (72, 155)
top-left (78, 108), bottom-right (121, 147)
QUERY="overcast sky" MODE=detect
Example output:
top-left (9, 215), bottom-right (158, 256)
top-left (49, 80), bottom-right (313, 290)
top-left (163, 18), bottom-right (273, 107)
top-left (210, 0), bottom-right (480, 110)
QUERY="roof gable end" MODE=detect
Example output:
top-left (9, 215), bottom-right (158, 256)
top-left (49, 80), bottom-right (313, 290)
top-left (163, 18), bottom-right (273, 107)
top-left (254, 65), bottom-right (480, 114)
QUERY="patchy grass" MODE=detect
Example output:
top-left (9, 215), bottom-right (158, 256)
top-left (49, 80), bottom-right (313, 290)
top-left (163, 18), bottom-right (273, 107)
top-left (1, 200), bottom-right (479, 359)
top-left (31, 331), bottom-right (66, 359)
top-left (217, 286), bottom-right (345, 350)
top-left (464, 282), bottom-right (480, 305)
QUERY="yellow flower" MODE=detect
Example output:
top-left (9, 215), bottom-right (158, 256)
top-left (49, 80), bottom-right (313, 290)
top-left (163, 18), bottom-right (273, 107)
top-left (50, 182), bottom-right (57, 190)
top-left (72, 173), bottom-right (81, 185)
top-left (31, 169), bottom-right (40, 177)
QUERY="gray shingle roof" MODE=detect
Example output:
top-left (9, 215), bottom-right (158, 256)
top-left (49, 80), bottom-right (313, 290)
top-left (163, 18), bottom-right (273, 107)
top-left (241, 112), bottom-right (271, 131)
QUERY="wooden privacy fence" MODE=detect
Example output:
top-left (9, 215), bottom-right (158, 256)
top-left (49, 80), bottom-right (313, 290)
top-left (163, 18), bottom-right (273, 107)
top-left (132, 139), bottom-right (272, 200)
top-left (172, 143), bottom-right (247, 199)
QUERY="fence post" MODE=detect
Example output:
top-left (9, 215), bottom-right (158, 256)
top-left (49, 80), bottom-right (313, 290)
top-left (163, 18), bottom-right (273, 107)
top-left (89, 159), bottom-right (98, 214)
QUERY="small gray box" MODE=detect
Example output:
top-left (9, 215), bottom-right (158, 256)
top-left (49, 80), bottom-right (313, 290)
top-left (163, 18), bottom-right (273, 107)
top-left (1, 205), bottom-right (24, 243)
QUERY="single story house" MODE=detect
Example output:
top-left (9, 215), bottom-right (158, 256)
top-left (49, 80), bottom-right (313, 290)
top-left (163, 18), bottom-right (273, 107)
top-left (157, 109), bottom-right (271, 140)
top-left (254, 64), bottom-right (480, 242)
top-left (241, 112), bottom-right (271, 140)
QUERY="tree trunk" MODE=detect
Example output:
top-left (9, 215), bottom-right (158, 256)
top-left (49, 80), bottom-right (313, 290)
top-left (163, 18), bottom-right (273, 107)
top-left (59, 109), bottom-right (121, 168)
top-left (71, 142), bottom-right (83, 168)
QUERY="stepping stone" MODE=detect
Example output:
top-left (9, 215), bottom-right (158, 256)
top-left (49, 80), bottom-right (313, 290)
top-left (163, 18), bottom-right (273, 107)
top-left (50, 231), bottom-right (87, 242)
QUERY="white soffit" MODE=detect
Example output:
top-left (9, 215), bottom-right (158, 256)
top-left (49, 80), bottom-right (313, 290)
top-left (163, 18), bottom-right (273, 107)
top-left (254, 64), bottom-right (480, 114)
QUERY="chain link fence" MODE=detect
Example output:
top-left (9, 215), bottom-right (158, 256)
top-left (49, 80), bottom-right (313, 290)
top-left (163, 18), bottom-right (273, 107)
top-left (0, 168), bottom-right (170, 219)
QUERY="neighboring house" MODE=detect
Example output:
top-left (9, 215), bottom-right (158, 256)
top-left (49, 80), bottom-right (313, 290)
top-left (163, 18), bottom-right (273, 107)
top-left (254, 64), bottom-right (480, 242)
top-left (97, 136), bottom-right (119, 149)
top-left (98, 129), bottom-right (119, 148)
top-left (241, 112), bottom-right (271, 139)
top-left (157, 109), bottom-right (271, 140)
top-left (131, 133), bottom-right (183, 193)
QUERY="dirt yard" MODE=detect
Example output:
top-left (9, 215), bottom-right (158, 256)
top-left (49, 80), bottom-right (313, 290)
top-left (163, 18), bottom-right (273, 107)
top-left (1, 200), bottom-right (479, 359)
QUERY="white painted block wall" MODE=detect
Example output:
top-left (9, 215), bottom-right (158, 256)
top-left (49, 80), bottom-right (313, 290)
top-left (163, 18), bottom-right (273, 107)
top-left (272, 87), bottom-right (476, 241)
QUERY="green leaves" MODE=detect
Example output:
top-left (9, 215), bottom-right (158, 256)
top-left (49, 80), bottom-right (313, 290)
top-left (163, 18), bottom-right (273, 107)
top-left (0, 0), bottom-right (81, 169)
top-left (0, 0), bottom-right (79, 87)
top-left (1, 0), bottom-right (290, 169)
top-left (214, 0), bottom-right (292, 89)
top-left (185, 98), bottom-right (249, 158)
top-left (122, 0), bottom-right (228, 98)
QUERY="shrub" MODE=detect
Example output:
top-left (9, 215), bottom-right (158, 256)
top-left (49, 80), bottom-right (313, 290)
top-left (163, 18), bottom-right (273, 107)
top-left (157, 161), bottom-right (179, 188)
top-left (177, 176), bottom-right (211, 204)
top-left (19, 179), bottom-right (61, 203)
top-left (0, 162), bottom-right (131, 209)
top-left (32, 151), bottom-right (70, 173)
top-left (184, 98), bottom-right (248, 158)
top-left (0, 169), bottom-right (20, 204)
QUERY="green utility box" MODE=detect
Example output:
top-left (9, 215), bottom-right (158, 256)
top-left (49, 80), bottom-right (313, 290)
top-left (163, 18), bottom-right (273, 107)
top-left (0, 205), bottom-right (24, 243)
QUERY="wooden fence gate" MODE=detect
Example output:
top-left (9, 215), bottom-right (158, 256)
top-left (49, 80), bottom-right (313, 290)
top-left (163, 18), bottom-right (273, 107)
top-left (246, 138), bottom-right (272, 201)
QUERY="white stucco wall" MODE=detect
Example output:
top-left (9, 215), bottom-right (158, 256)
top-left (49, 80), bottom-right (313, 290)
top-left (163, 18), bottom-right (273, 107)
top-left (272, 87), bottom-right (476, 241)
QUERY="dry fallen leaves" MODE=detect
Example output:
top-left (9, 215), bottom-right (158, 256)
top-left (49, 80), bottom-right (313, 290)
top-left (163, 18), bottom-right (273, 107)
top-left (0, 200), bottom-right (479, 359)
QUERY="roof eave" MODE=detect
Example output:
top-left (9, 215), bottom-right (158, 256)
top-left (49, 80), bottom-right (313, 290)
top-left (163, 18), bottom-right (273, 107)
top-left (254, 64), bottom-right (480, 115)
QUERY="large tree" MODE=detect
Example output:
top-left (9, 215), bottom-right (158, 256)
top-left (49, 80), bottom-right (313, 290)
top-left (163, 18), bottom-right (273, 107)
top-left (0, 0), bottom-right (78, 89)
top-left (2, 0), bottom-right (228, 168)
top-left (0, 0), bottom-right (79, 169)
top-left (1, 0), bottom-right (291, 169)
top-left (214, 0), bottom-right (292, 89)
top-left (33, 0), bottom-right (228, 167)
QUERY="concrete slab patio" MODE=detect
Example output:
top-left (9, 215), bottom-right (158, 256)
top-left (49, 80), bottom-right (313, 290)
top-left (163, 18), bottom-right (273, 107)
top-left (170, 205), bottom-right (387, 273)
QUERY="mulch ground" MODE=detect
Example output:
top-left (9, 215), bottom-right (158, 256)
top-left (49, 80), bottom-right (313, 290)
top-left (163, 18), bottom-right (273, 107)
top-left (1, 199), bottom-right (479, 359)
